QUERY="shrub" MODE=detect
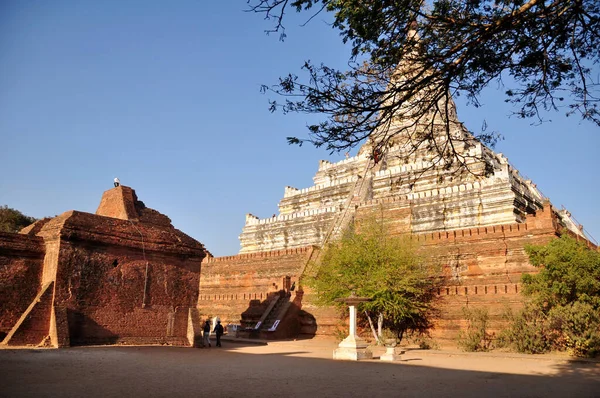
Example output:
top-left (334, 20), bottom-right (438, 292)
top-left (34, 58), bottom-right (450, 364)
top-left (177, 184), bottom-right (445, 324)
top-left (457, 307), bottom-right (493, 352)
top-left (414, 336), bottom-right (439, 350)
top-left (548, 302), bottom-right (600, 357)
top-left (501, 235), bottom-right (600, 357)
top-left (499, 305), bottom-right (553, 354)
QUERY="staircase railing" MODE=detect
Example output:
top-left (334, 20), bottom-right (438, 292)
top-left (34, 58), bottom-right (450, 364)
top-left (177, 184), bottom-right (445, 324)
top-left (260, 157), bottom-right (375, 336)
top-left (253, 295), bottom-right (280, 331)
top-left (300, 158), bottom-right (373, 282)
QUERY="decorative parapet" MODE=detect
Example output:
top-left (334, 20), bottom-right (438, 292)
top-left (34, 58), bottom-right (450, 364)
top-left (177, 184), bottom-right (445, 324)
top-left (244, 206), bottom-right (339, 226)
top-left (412, 222), bottom-right (530, 243)
top-left (361, 181), bottom-right (485, 206)
top-left (318, 160), bottom-right (333, 169)
top-left (202, 245), bottom-right (314, 264)
top-left (504, 161), bottom-right (547, 205)
top-left (317, 153), bottom-right (369, 171)
top-left (524, 180), bottom-right (545, 201)
top-left (283, 186), bottom-right (300, 197)
top-left (233, 207), bottom-right (555, 263)
top-left (436, 283), bottom-right (522, 296)
top-left (556, 208), bottom-right (586, 238)
top-left (282, 176), bottom-right (360, 198)
top-left (373, 145), bottom-right (484, 179)
top-left (245, 213), bottom-right (259, 224)
top-left (374, 161), bottom-right (434, 177)
top-left (496, 152), bottom-right (509, 164)
top-left (249, 177), bottom-right (518, 227)
top-left (405, 181), bottom-right (484, 201)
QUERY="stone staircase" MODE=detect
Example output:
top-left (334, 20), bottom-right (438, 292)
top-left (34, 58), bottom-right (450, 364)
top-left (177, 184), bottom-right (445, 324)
top-left (324, 158), bottom-right (374, 244)
top-left (246, 159), bottom-right (377, 340)
top-left (238, 291), bottom-right (294, 339)
top-left (261, 293), bottom-right (292, 332)
top-left (301, 158), bottom-right (374, 280)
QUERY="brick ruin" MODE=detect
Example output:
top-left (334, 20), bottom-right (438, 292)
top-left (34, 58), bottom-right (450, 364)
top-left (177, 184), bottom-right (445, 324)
top-left (0, 186), bottom-right (208, 347)
top-left (198, 70), bottom-right (593, 343)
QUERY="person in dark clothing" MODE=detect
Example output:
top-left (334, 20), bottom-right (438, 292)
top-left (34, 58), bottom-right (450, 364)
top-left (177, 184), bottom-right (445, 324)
top-left (214, 320), bottom-right (224, 347)
top-left (203, 320), bottom-right (211, 347)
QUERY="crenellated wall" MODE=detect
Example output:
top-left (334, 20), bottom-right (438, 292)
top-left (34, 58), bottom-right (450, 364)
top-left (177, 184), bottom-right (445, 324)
top-left (198, 247), bottom-right (312, 326)
top-left (236, 134), bottom-right (575, 255)
top-left (202, 200), bottom-right (563, 342)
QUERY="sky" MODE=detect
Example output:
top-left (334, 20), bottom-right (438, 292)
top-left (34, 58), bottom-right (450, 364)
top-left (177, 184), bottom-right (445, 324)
top-left (1, 1), bottom-right (598, 256)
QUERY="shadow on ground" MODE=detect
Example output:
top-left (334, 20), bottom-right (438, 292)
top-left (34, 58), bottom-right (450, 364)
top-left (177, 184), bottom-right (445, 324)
top-left (0, 345), bottom-right (598, 398)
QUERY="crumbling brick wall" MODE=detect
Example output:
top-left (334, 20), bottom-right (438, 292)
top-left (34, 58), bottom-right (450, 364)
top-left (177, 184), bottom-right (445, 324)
top-left (0, 232), bottom-right (45, 338)
top-left (47, 211), bottom-right (205, 345)
top-left (1, 186), bottom-right (208, 347)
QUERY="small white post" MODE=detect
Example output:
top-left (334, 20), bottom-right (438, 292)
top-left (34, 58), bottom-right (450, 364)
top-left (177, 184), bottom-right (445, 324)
top-left (348, 304), bottom-right (357, 337)
top-left (333, 296), bottom-right (373, 361)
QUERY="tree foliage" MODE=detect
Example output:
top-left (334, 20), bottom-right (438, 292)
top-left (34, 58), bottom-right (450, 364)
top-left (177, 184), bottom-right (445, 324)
top-left (0, 206), bottom-right (37, 233)
top-left (502, 235), bottom-right (600, 356)
top-left (307, 217), bottom-right (441, 342)
top-left (248, 0), bottom-right (600, 171)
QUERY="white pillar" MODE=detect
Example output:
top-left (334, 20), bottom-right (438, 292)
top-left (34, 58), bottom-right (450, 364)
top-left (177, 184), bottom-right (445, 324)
top-left (333, 302), bottom-right (372, 361)
top-left (349, 305), bottom-right (357, 337)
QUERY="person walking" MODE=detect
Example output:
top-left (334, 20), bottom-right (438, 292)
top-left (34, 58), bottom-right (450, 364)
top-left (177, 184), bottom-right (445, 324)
top-left (214, 320), bottom-right (224, 347)
top-left (203, 320), bottom-right (211, 347)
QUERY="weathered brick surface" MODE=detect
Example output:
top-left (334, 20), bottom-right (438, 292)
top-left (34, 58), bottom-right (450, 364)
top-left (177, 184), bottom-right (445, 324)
top-left (0, 232), bottom-right (45, 337)
top-left (55, 240), bottom-right (201, 345)
top-left (3, 282), bottom-right (54, 346)
top-left (95, 186), bottom-right (139, 221)
top-left (51, 306), bottom-right (70, 347)
top-left (198, 248), bottom-right (311, 325)
top-left (48, 206), bottom-right (205, 345)
top-left (0, 186), bottom-right (207, 347)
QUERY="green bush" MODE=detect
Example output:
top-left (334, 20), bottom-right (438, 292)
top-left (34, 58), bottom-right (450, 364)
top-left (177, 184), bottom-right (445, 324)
top-left (499, 306), bottom-right (553, 354)
top-left (0, 205), bottom-right (37, 232)
top-left (414, 336), bottom-right (439, 350)
top-left (307, 216), bottom-right (441, 344)
top-left (457, 307), bottom-right (492, 352)
top-left (501, 235), bottom-right (600, 357)
top-left (548, 302), bottom-right (600, 357)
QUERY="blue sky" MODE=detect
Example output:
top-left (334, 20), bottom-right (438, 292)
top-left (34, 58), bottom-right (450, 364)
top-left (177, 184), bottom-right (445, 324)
top-left (1, 1), bottom-right (598, 256)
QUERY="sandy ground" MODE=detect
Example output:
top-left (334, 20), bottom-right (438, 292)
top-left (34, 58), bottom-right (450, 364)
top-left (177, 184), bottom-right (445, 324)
top-left (1, 338), bottom-right (598, 398)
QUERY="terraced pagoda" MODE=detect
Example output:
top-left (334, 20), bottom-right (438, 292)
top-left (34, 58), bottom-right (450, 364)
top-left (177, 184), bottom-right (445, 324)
top-left (198, 34), bottom-right (591, 342)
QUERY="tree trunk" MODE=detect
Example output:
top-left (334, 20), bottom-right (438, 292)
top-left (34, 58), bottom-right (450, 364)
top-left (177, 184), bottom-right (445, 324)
top-left (397, 329), bottom-right (405, 344)
top-left (365, 311), bottom-right (378, 342)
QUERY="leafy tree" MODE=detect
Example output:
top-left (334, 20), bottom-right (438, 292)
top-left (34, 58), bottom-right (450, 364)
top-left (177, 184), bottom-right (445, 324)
top-left (502, 235), bottom-right (600, 356)
top-left (307, 217), bottom-right (441, 343)
top-left (0, 205), bottom-right (37, 233)
top-left (248, 1), bottom-right (599, 173)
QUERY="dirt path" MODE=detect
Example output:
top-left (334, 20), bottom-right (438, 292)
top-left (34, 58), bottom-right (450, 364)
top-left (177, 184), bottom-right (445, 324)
top-left (1, 339), bottom-right (598, 397)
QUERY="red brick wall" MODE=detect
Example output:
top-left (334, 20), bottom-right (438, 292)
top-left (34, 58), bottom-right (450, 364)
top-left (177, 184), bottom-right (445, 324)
top-left (1, 188), bottom-right (208, 347)
top-left (95, 186), bottom-right (139, 220)
top-left (0, 232), bottom-right (45, 337)
top-left (48, 211), bottom-right (205, 345)
top-left (4, 282), bottom-right (55, 346)
top-left (199, 203), bottom-right (561, 343)
top-left (198, 248), bottom-right (311, 325)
